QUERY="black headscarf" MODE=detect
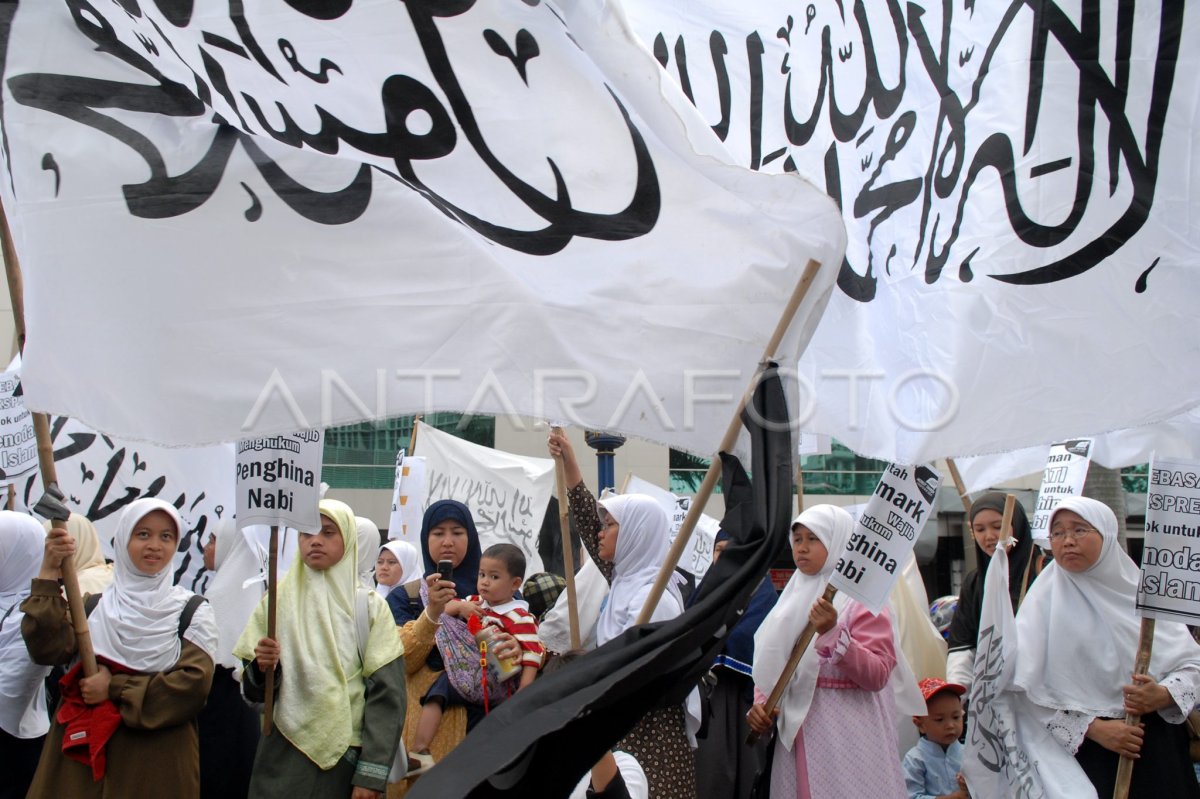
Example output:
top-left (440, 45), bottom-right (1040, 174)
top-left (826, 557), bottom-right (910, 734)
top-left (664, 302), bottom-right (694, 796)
top-left (419, 499), bottom-right (482, 600)
top-left (946, 492), bottom-right (1037, 653)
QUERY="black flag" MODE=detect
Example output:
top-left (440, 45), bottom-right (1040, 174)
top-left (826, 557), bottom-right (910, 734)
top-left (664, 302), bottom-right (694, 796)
top-left (408, 364), bottom-right (794, 798)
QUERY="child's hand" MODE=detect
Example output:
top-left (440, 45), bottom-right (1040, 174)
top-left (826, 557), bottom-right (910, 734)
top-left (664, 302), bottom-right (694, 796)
top-left (447, 599), bottom-right (481, 619)
top-left (955, 772), bottom-right (971, 798)
top-left (809, 597), bottom-right (837, 634)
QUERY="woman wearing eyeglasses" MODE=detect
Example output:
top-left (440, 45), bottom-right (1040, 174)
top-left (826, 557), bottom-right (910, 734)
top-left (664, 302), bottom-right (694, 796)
top-left (1014, 496), bottom-right (1200, 798)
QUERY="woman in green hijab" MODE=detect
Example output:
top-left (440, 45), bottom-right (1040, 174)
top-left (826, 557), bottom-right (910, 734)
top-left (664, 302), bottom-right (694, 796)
top-left (235, 499), bottom-right (406, 799)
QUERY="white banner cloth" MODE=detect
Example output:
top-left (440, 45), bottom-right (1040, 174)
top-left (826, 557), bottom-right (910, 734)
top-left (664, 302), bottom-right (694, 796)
top-left (963, 544), bottom-right (1096, 799)
top-left (625, 2), bottom-right (1200, 463)
top-left (418, 421), bottom-right (554, 575)
top-left (2, 0), bottom-right (844, 459)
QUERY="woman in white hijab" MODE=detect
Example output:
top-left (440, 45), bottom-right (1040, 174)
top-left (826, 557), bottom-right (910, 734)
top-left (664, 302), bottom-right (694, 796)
top-left (375, 539), bottom-right (421, 599)
top-left (22, 498), bottom-right (218, 799)
top-left (1015, 496), bottom-right (1200, 798)
top-left (355, 517), bottom-right (382, 591)
top-left (550, 430), bottom-right (697, 799)
top-left (1, 511), bottom-right (54, 799)
top-left (749, 505), bottom-right (911, 798)
top-left (235, 500), bottom-right (406, 799)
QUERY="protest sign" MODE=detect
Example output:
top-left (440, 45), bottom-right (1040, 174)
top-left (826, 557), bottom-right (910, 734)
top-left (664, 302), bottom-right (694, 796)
top-left (235, 430), bottom-right (323, 532)
top-left (830, 464), bottom-right (940, 613)
top-left (418, 421), bottom-right (554, 574)
top-left (1029, 439), bottom-right (1093, 543)
top-left (387, 451), bottom-right (426, 542)
top-left (1137, 455), bottom-right (1200, 624)
top-left (626, 475), bottom-right (721, 579)
top-left (0, 363), bottom-right (35, 482)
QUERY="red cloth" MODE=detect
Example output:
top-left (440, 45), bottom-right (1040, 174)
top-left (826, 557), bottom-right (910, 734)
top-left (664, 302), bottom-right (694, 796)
top-left (56, 659), bottom-right (131, 781)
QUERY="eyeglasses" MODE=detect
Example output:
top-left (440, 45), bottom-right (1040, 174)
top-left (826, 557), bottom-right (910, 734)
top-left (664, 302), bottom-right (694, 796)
top-left (1048, 525), bottom-right (1098, 541)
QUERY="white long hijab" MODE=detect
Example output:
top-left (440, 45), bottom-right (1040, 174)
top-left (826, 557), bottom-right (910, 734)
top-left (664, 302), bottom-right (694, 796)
top-left (594, 494), bottom-right (683, 645)
top-left (0, 511), bottom-right (52, 737)
top-left (375, 539), bottom-right (421, 598)
top-left (355, 517), bottom-right (381, 590)
top-left (204, 519), bottom-right (269, 670)
top-left (1015, 496), bottom-right (1200, 717)
top-left (752, 505), bottom-right (854, 747)
top-left (89, 499), bottom-right (217, 672)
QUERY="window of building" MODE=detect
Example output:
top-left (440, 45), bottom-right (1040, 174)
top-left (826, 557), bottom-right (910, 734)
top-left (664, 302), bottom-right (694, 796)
top-left (323, 414), bottom-right (495, 489)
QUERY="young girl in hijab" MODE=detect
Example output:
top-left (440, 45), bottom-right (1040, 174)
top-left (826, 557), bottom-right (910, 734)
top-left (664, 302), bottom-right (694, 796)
top-left (550, 431), bottom-right (697, 799)
top-left (22, 498), bottom-right (218, 799)
top-left (1016, 496), bottom-right (1200, 798)
top-left (235, 499), bottom-right (406, 799)
top-left (1, 512), bottom-right (55, 799)
top-left (945, 492), bottom-right (1036, 690)
top-left (748, 505), bottom-right (908, 798)
top-left (379, 539), bottom-right (423, 624)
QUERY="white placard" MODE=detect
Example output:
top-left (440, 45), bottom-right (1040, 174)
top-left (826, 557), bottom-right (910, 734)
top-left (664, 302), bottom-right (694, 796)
top-left (418, 421), bottom-right (553, 575)
top-left (388, 452), bottom-right (426, 542)
top-left (235, 430), bottom-right (323, 532)
top-left (830, 464), bottom-right (941, 614)
top-left (625, 475), bottom-right (720, 579)
top-left (1137, 455), bottom-right (1200, 624)
top-left (0, 364), bottom-right (36, 482)
top-left (1030, 439), bottom-right (1093, 544)
top-left (797, 433), bottom-right (832, 457)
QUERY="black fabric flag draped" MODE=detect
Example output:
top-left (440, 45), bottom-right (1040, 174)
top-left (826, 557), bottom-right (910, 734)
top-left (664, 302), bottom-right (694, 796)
top-left (409, 365), bottom-right (794, 798)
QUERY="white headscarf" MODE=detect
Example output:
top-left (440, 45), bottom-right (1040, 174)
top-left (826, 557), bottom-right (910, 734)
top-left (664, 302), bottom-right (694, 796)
top-left (752, 505), bottom-right (855, 747)
top-left (375, 539), bottom-right (421, 598)
top-left (595, 494), bottom-right (684, 645)
top-left (1015, 496), bottom-right (1200, 717)
top-left (88, 498), bottom-right (217, 672)
top-left (355, 517), bottom-right (381, 590)
top-left (203, 519), bottom-right (270, 670)
top-left (0, 511), bottom-right (52, 737)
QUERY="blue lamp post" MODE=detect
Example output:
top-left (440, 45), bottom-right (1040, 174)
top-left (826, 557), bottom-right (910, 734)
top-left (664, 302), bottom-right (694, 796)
top-left (584, 431), bottom-right (626, 493)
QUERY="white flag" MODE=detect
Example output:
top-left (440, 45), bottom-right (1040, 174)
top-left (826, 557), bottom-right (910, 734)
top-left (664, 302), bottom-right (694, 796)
top-left (418, 421), bottom-right (554, 575)
top-left (625, 2), bottom-right (1200, 463)
top-left (963, 544), bottom-right (1095, 799)
top-left (388, 453), bottom-right (427, 543)
top-left (2, 0), bottom-right (843, 456)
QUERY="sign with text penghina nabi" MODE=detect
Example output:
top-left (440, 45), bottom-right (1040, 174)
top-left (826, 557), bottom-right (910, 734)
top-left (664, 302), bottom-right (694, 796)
top-left (235, 430), bottom-right (324, 532)
top-left (829, 463), bottom-right (941, 614)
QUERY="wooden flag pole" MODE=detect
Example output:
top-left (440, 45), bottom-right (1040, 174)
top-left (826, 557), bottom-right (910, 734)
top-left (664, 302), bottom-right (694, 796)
top-left (795, 462), bottom-right (805, 513)
top-left (1113, 618), bottom-right (1156, 799)
top-left (551, 426), bottom-right (581, 650)
top-left (746, 584), bottom-right (838, 745)
top-left (0, 202), bottom-right (97, 677)
top-left (999, 493), bottom-right (1016, 548)
top-left (618, 472), bottom-right (632, 496)
top-left (262, 524), bottom-right (280, 735)
top-left (409, 415), bottom-right (422, 456)
top-left (945, 458), bottom-right (973, 515)
top-left (636, 259), bottom-right (822, 625)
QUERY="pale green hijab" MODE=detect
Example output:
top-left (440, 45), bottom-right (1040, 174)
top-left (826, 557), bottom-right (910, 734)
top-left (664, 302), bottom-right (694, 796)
top-left (234, 499), bottom-right (404, 769)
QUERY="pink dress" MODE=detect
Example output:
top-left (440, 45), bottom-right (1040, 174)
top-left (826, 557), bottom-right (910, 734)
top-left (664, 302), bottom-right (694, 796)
top-left (758, 602), bottom-right (907, 799)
